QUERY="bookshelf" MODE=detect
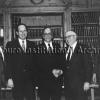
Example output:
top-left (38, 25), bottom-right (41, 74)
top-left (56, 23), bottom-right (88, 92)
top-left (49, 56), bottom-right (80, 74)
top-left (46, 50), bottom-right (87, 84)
top-left (71, 11), bottom-right (100, 98)
top-left (71, 12), bottom-right (99, 48)
top-left (71, 11), bottom-right (100, 63)
top-left (71, 11), bottom-right (100, 93)
top-left (11, 13), bottom-right (64, 45)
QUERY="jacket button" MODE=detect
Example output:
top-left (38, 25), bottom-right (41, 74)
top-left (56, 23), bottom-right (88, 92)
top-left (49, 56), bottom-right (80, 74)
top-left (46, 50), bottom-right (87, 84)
top-left (66, 66), bottom-right (70, 69)
top-left (23, 69), bottom-right (26, 72)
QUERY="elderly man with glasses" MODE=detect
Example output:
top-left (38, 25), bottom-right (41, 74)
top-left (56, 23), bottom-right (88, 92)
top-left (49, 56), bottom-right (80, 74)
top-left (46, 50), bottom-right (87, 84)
top-left (58, 31), bottom-right (93, 100)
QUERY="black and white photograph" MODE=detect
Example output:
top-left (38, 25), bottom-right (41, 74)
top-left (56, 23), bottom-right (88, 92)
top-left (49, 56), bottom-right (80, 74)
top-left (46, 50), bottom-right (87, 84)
top-left (0, 0), bottom-right (100, 100)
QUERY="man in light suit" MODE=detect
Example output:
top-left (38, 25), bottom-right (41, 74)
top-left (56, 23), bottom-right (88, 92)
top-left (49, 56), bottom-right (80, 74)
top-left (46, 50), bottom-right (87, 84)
top-left (36, 27), bottom-right (63, 100)
top-left (5, 24), bottom-right (37, 100)
top-left (58, 31), bottom-right (93, 100)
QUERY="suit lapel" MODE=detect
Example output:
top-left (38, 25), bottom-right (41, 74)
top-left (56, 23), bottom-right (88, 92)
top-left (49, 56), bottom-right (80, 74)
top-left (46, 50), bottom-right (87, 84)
top-left (42, 42), bottom-right (48, 51)
top-left (26, 40), bottom-right (32, 52)
top-left (52, 42), bottom-right (56, 50)
top-left (70, 43), bottom-right (79, 61)
top-left (26, 40), bottom-right (28, 50)
top-left (16, 39), bottom-right (22, 49)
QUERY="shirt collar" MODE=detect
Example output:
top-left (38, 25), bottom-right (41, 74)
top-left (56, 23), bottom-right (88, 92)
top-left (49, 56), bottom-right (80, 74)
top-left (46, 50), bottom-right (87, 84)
top-left (70, 41), bottom-right (77, 52)
top-left (18, 38), bottom-right (26, 47)
top-left (44, 41), bottom-right (53, 49)
top-left (19, 38), bottom-right (26, 43)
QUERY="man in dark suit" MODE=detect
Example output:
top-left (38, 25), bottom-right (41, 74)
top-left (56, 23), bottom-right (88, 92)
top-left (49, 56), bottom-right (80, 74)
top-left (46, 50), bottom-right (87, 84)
top-left (0, 46), bottom-right (4, 98)
top-left (36, 27), bottom-right (63, 100)
top-left (59, 31), bottom-right (93, 100)
top-left (5, 24), bottom-right (36, 100)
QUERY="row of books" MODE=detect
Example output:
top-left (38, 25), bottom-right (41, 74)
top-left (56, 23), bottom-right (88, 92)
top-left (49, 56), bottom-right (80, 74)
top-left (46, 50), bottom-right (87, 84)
top-left (72, 25), bottom-right (99, 36)
top-left (78, 37), bottom-right (98, 47)
top-left (27, 27), bottom-right (62, 39)
top-left (71, 12), bottom-right (99, 24)
top-left (33, 39), bottom-right (62, 46)
top-left (71, 12), bottom-right (100, 49)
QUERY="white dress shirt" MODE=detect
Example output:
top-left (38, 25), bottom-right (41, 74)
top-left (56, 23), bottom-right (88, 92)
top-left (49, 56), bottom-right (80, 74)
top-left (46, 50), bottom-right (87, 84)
top-left (18, 38), bottom-right (27, 51)
top-left (44, 41), bottom-right (53, 50)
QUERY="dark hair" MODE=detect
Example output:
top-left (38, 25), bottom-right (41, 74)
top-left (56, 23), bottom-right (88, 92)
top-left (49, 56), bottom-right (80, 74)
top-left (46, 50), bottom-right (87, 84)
top-left (16, 23), bottom-right (27, 32)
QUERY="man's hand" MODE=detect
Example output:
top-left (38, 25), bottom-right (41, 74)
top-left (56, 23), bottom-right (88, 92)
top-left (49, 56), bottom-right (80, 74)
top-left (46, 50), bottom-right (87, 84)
top-left (7, 78), bottom-right (14, 88)
top-left (52, 69), bottom-right (63, 78)
top-left (83, 82), bottom-right (90, 91)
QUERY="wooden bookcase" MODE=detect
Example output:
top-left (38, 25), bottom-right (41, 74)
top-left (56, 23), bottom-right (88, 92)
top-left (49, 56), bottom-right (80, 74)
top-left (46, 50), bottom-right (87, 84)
top-left (71, 11), bottom-right (99, 47)
top-left (71, 11), bottom-right (100, 69)
top-left (11, 13), bottom-right (64, 45)
top-left (71, 11), bottom-right (100, 98)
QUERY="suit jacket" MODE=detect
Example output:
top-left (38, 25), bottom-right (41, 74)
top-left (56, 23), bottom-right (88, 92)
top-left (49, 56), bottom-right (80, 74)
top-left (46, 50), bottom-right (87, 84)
top-left (5, 39), bottom-right (37, 86)
top-left (60, 42), bottom-right (93, 90)
top-left (36, 41), bottom-right (62, 89)
top-left (0, 52), bottom-right (4, 87)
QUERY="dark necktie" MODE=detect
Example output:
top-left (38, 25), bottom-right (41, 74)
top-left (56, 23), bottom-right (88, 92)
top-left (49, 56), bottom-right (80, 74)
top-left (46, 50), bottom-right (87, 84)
top-left (22, 41), bottom-right (25, 52)
top-left (67, 48), bottom-right (71, 62)
top-left (67, 46), bottom-right (72, 62)
top-left (48, 43), bottom-right (52, 53)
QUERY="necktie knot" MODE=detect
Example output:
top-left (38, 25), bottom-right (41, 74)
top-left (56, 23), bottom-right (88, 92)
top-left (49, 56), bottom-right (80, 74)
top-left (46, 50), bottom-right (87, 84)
top-left (48, 43), bottom-right (50, 47)
top-left (22, 40), bottom-right (24, 43)
top-left (48, 43), bottom-right (52, 53)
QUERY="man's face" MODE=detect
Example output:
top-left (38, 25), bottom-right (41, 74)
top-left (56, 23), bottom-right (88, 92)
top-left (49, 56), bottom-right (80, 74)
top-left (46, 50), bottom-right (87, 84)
top-left (17, 25), bottom-right (27, 40)
top-left (65, 35), bottom-right (76, 46)
top-left (43, 28), bottom-right (53, 42)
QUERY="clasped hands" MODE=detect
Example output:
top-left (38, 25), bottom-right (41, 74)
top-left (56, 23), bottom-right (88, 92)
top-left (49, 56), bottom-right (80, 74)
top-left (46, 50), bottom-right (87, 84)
top-left (7, 78), bottom-right (14, 88)
top-left (52, 69), bottom-right (63, 78)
